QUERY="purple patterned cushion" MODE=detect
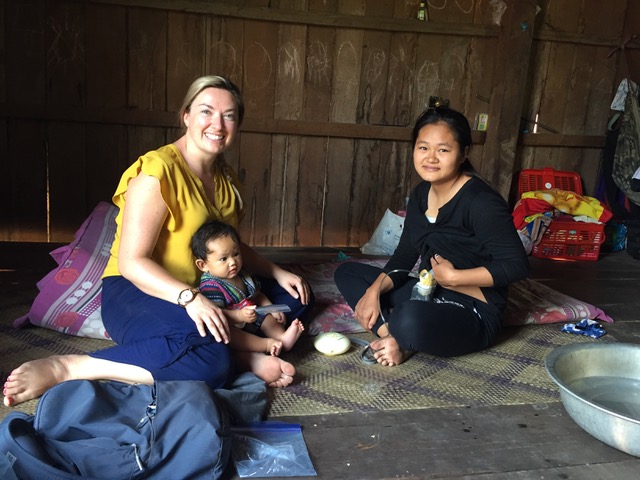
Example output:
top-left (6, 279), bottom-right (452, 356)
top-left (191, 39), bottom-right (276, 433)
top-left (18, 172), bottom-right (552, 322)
top-left (13, 202), bottom-right (117, 339)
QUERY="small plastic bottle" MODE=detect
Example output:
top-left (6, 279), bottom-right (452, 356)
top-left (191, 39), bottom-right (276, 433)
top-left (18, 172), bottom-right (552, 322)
top-left (410, 269), bottom-right (435, 301)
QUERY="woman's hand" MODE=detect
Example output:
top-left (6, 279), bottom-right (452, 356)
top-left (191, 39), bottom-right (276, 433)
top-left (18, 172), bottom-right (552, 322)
top-left (186, 295), bottom-right (230, 343)
top-left (430, 253), bottom-right (457, 287)
top-left (273, 268), bottom-right (311, 305)
top-left (430, 253), bottom-right (491, 302)
top-left (354, 287), bottom-right (381, 331)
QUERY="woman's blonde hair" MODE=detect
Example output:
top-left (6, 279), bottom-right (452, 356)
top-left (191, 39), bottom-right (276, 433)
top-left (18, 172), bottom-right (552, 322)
top-left (178, 76), bottom-right (244, 129)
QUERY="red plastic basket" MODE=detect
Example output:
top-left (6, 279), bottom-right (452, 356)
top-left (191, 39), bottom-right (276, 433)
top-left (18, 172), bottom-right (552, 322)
top-left (519, 168), bottom-right (583, 195)
top-left (518, 168), bottom-right (605, 262)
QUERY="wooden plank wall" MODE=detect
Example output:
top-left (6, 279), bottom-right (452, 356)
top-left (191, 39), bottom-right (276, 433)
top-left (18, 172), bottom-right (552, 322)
top-left (519, 0), bottom-right (630, 196)
top-left (0, 0), bottom-right (636, 246)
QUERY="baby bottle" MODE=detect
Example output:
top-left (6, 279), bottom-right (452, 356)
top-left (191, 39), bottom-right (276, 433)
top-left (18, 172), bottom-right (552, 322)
top-left (410, 269), bottom-right (435, 301)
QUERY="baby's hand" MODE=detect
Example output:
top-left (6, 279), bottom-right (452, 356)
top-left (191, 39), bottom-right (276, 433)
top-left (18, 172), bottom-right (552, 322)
top-left (242, 306), bottom-right (258, 323)
top-left (271, 311), bottom-right (286, 324)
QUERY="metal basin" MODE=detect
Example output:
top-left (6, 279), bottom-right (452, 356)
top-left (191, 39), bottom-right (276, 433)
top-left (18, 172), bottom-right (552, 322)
top-left (545, 343), bottom-right (640, 457)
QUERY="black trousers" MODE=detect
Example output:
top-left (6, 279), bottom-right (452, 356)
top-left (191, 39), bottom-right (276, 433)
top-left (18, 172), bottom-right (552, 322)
top-left (334, 262), bottom-right (501, 357)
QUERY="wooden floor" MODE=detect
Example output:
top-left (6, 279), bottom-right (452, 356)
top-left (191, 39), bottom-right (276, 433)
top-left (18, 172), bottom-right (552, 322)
top-left (2, 244), bottom-right (640, 479)
top-left (249, 248), bottom-right (640, 480)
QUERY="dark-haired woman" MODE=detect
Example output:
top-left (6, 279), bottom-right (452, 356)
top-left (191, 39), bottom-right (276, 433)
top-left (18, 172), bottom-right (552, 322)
top-left (335, 107), bottom-right (529, 366)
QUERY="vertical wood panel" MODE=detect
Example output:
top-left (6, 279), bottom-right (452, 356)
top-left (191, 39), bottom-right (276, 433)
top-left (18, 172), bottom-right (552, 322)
top-left (0, 118), bottom-right (9, 236)
top-left (481, 0), bottom-right (537, 198)
top-left (208, 16), bottom-right (245, 176)
top-left (128, 8), bottom-right (168, 112)
top-left (45, 1), bottom-right (87, 237)
top-left (5, 0), bottom-right (46, 106)
top-left (349, 1), bottom-right (393, 247)
top-left (127, 126), bottom-right (167, 167)
top-left (84, 3), bottom-right (127, 210)
top-left (0, 0), bottom-right (5, 104)
top-left (239, 19), bottom-right (278, 245)
top-left (323, 0), bottom-right (364, 246)
top-left (2, 1), bottom-right (47, 240)
top-left (376, 30), bottom-right (416, 220)
top-left (86, 125), bottom-right (128, 207)
top-left (4, 121), bottom-right (48, 241)
top-left (297, 22), bottom-right (335, 245)
top-left (86, 4), bottom-right (126, 109)
top-left (207, 17), bottom-right (245, 90)
top-left (166, 12), bottom-right (207, 112)
top-left (46, 1), bottom-right (85, 107)
top-left (47, 122), bottom-right (86, 239)
top-left (269, 1), bottom-right (307, 245)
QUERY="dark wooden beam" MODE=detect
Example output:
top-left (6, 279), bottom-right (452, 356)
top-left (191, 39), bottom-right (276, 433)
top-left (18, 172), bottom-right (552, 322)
top-left (0, 103), bottom-right (487, 143)
top-left (85, 0), bottom-right (499, 37)
top-left (519, 133), bottom-right (606, 148)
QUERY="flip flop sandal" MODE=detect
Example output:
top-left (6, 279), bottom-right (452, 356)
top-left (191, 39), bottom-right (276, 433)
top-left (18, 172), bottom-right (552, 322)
top-left (348, 337), bottom-right (379, 365)
top-left (361, 345), bottom-right (379, 365)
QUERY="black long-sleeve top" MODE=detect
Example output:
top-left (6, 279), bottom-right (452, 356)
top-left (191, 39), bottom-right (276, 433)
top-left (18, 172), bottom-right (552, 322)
top-left (384, 176), bottom-right (530, 312)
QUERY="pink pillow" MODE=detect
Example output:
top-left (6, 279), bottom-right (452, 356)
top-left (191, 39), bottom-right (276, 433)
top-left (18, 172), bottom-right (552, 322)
top-left (13, 202), bottom-right (117, 339)
top-left (503, 278), bottom-right (613, 326)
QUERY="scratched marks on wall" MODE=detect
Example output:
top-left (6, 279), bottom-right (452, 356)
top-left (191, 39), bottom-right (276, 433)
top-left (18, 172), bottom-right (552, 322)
top-left (279, 41), bottom-right (303, 83)
top-left (208, 32), bottom-right (466, 124)
top-left (427, 0), bottom-right (476, 15)
top-left (211, 41), bottom-right (240, 80)
top-left (47, 12), bottom-right (84, 76)
top-left (245, 42), bottom-right (273, 91)
top-left (307, 40), bottom-right (331, 87)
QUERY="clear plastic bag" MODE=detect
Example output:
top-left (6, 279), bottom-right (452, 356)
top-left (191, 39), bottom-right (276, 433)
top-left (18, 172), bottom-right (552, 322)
top-left (360, 209), bottom-right (404, 255)
top-left (231, 421), bottom-right (317, 477)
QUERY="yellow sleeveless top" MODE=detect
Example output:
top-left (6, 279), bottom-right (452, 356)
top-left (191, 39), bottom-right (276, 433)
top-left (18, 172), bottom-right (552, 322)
top-left (103, 144), bottom-right (245, 286)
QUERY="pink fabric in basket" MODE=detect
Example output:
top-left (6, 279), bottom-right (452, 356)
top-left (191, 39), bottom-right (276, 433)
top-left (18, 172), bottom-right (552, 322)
top-left (13, 202), bottom-right (117, 339)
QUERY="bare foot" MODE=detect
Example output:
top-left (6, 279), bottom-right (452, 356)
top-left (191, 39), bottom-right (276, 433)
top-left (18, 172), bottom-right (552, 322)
top-left (266, 338), bottom-right (283, 356)
top-left (235, 351), bottom-right (296, 388)
top-left (370, 336), bottom-right (414, 367)
top-left (3, 355), bottom-right (154, 407)
top-left (3, 355), bottom-right (75, 407)
top-left (278, 319), bottom-right (305, 351)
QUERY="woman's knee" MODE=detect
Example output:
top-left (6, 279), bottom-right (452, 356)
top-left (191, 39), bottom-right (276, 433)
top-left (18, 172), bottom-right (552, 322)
top-left (155, 342), bottom-right (233, 389)
top-left (389, 301), bottom-right (486, 357)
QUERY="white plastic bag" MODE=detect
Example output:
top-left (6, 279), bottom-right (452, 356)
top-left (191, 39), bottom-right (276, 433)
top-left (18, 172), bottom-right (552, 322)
top-left (360, 209), bottom-right (404, 256)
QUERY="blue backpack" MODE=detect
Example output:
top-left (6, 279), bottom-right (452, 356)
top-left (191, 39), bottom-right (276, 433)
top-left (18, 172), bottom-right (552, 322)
top-left (0, 374), bottom-right (267, 479)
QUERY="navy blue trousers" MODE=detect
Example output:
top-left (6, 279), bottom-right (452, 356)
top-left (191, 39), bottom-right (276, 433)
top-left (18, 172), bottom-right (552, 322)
top-left (92, 275), bottom-right (314, 389)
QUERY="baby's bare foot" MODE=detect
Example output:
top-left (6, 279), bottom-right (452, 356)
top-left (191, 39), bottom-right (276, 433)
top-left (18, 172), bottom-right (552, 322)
top-left (280, 319), bottom-right (305, 351)
top-left (241, 353), bottom-right (295, 388)
top-left (267, 339), bottom-right (283, 356)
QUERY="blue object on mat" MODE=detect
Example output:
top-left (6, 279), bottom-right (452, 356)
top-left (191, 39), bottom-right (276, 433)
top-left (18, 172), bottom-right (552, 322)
top-left (562, 319), bottom-right (606, 339)
top-left (334, 251), bottom-right (351, 262)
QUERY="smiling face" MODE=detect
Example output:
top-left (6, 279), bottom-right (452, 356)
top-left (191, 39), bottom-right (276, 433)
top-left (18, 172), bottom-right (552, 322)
top-left (195, 234), bottom-right (243, 280)
top-left (413, 121), bottom-right (468, 185)
top-left (182, 87), bottom-right (239, 158)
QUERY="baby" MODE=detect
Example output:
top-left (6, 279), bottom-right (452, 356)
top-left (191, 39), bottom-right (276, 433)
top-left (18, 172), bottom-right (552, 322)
top-left (191, 220), bottom-right (304, 356)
